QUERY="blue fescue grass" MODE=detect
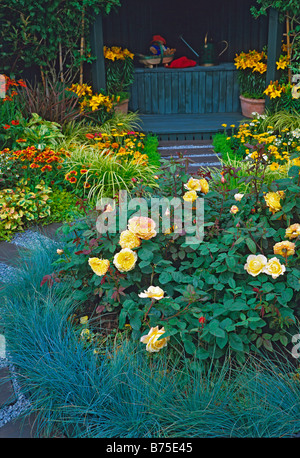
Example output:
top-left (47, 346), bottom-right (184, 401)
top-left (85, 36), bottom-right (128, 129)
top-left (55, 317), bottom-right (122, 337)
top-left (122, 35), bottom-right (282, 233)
top-left (1, 241), bottom-right (300, 438)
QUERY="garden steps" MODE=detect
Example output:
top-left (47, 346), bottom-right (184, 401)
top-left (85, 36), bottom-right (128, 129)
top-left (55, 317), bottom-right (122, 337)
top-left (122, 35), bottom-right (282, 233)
top-left (0, 223), bottom-right (62, 437)
top-left (158, 139), bottom-right (221, 174)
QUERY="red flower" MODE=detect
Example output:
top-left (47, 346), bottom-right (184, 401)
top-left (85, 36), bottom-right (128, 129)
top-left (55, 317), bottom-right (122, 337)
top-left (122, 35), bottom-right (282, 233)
top-left (3, 124), bottom-right (10, 130)
top-left (85, 133), bottom-right (94, 139)
top-left (11, 120), bottom-right (19, 126)
top-left (198, 316), bottom-right (206, 324)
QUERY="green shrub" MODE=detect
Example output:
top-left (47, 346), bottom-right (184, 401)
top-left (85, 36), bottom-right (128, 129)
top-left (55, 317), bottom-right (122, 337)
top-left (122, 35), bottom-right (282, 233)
top-left (0, 180), bottom-right (51, 240)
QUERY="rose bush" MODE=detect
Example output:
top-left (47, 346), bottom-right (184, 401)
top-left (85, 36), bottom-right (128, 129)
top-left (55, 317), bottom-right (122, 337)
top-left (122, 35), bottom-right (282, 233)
top-left (47, 156), bottom-right (300, 363)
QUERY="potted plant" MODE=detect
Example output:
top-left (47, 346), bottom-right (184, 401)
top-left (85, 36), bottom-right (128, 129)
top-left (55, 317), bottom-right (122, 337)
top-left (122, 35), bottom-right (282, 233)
top-left (234, 49), bottom-right (267, 117)
top-left (103, 46), bottom-right (135, 114)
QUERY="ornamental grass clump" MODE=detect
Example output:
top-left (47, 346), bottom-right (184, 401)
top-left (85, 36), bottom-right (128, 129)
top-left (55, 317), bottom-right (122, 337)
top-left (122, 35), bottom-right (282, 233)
top-left (2, 243), bottom-right (300, 437)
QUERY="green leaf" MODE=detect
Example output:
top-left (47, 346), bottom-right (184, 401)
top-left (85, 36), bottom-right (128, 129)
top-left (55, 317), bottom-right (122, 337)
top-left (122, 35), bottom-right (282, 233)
top-left (184, 339), bottom-right (196, 355)
top-left (229, 333), bottom-right (244, 352)
top-left (246, 238), bottom-right (256, 254)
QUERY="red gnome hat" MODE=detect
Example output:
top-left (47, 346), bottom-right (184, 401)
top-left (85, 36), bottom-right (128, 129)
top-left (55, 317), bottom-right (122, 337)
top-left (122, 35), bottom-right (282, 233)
top-left (151, 35), bottom-right (166, 45)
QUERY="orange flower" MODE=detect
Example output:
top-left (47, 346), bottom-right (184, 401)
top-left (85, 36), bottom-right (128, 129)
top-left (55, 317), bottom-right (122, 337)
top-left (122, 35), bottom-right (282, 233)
top-left (85, 133), bottom-right (94, 139)
top-left (69, 170), bottom-right (77, 176)
top-left (69, 176), bottom-right (77, 184)
top-left (16, 138), bottom-right (27, 143)
top-left (83, 181), bottom-right (91, 188)
top-left (111, 142), bottom-right (119, 149)
top-left (80, 169), bottom-right (88, 174)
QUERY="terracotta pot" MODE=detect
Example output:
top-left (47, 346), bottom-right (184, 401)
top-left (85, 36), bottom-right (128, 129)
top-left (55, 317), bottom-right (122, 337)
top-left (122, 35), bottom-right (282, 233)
top-left (239, 95), bottom-right (265, 118)
top-left (114, 98), bottom-right (129, 114)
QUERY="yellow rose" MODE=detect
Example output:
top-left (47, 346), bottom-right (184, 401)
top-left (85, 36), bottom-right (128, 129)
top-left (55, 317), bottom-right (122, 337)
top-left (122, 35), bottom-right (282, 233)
top-left (264, 191), bottom-right (284, 214)
top-left (113, 248), bottom-right (137, 272)
top-left (199, 178), bottom-right (209, 194)
top-left (273, 240), bottom-right (295, 257)
top-left (140, 326), bottom-right (169, 353)
top-left (138, 286), bottom-right (165, 300)
top-left (56, 249), bottom-right (64, 255)
top-left (230, 205), bottom-right (239, 214)
top-left (119, 230), bottom-right (141, 249)
top-left (128, 216), bottom-right (157, 240)
top-left (286, 223), bottom-right (300, 240)
top-left (184, 177), bottom-right (202, 191)
top-left (88, 257), bottom-right (110, 276)
top-left (183, 190), bottom-right (198, 202)
top-left (244, 254), bottom-right (267, 277)
top-left (263, 257), bottom-right (286, 279)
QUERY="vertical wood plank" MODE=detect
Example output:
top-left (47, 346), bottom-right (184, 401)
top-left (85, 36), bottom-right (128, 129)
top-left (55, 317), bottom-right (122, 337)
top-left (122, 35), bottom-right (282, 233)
top-left (191, 72), bottom-right (199, 114)
top-left (205, 71), bottom-right (213, 113)
top-left (171, 72), bottom-right (179, 113)
top-left (185, 72), bottom-right (192, 114)
top-left (212, 71), bottom-right (220, 112)
top-left (178, 72), bottom-right (186, 113)
top-left (198, 72), bottom-right (206, 113)
top-left (90, 14), bottom-right (106, 93)
top-left (218, 70), bottom-right (227, 113)
top-left (164, 72), bottom-right (172, 114)
top-left (151, 71), bottom-right (158, 113)
top-left (144, 72), bottom-right (152, 114)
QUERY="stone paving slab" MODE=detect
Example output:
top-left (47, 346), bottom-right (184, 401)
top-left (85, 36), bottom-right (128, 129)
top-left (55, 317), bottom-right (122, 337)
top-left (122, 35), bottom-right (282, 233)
top-left (0, 367), bottom-right (17, 408)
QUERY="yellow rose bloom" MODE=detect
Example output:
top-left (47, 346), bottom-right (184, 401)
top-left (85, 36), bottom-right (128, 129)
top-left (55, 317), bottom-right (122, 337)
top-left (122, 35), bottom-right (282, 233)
top-left (140, 326), bottom-right (170, 353)
top-left (244, 254), bottom-right (267, 277)
top-left (273, 240), bottom-right (295, 257)
top-left (183, 190), bottom-right (198, 202)
top-left (138, 286), bottom-right (165, 300)
top-left (88, 257), bottom-right (110, 276)
top-left (263, 257), bottom-right (286, 279)
top-left (230, 205), bottom-right (239, 214)
top-left (113, 248), bottom-right (137, 272)
top-left (199, 178), bottom-right (209, 194)
top-left (184, 177), bottom-right (202, 192)
top-left (119, 230), bottom-right (141, 249)
top-left (264, 191), bottom-right (284, 214)
top-left (128, 216), bottom-right (157, 240)
top-left (286, 223), bottom-right (300, 240)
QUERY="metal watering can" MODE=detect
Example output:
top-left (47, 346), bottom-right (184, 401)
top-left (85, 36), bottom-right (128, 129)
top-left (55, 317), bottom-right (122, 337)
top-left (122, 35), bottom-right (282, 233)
top-left (179, 33), bottom-right (228, 66)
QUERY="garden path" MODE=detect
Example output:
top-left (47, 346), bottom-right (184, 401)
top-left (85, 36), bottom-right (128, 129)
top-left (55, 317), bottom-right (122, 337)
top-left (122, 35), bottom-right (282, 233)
top-left (158, 139), bottom-right (221, 173)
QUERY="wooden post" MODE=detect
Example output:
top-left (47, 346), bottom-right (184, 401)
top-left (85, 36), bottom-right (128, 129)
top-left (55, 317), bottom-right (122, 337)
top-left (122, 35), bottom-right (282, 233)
top-left (90, 13), bottom-right (106, 93)
top-left (265, 7), bottom-right (284, 107)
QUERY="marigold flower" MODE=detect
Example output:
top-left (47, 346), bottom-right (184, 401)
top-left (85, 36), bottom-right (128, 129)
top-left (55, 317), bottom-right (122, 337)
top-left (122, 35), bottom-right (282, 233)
top-left (88, 257), bottom-right (110, 276)
top-left (113, 248), bottom-right (137, 272)
top-left (263, 257), bottom-right (286, 279)
top-left (119, 230), bottom-right (141, 249)
top-left (140, 326), bottom-right (169, 353)
top-left (273, 241), bottom-right (295, 257)
top-left (286, 223), bottom-right (300, 240)
top-left (138, 286), bottom-right (165, 300)
top-left (244, 254), bottom-right (267, 277)
top-left (128, 216), bottom-right (157, 240)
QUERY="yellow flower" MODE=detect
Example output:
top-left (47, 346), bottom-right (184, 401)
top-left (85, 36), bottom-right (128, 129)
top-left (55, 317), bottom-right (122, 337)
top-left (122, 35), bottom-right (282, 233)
top-left (273, 241), bottom-right (295, 257)
top-left (269, 162), bottom-right (280, 171)
top-left (138, 286), bottom-right (165, 300)
top-left (199, 178), bottom-right (209, 194)
top-left (80, 316), bottom-right (89, 324)
top-left (88, 257), bottom-right (110, 276)
top-left (286, 223), bottom-right (300, 240)
top-left (128, 216), bottom-right (157, 240)
top-left (263, 257), bottom-right (286, 279)
top-left (183, 190), bottom-right (198, 202)
top-left (184, 177), bottom-right (202, 191)
top-left (140, 326), bottom-right (169, 353)
top-left (56, 249), bottom-right (64, 255)
top-left (113, 248), bottom-right (137, 272)
top-left (244, 254), bottom-right (267, 277)
top-left (119, 230), bottom-right (141, 249)
top-left (230, 205), bottom-right (239, 214)
top-left (264, 191), bottom-right (284, 214)
top-left (293, 157), bottom-right (300, 167)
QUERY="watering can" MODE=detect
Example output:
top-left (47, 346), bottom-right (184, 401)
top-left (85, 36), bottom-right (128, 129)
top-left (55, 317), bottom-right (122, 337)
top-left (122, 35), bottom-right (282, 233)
top-left (179, 33), bottom-right (228, 66)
